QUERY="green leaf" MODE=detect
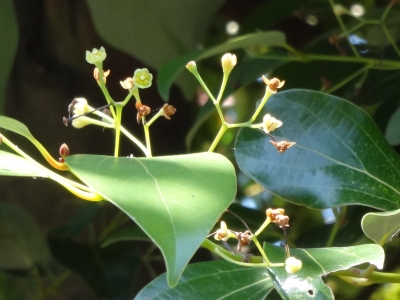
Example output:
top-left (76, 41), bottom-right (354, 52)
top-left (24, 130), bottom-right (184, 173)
top-left (65, 152), bottom-right (236, 286)
top-left (157, 31), bottom-right (286, 100)
top-left (101, 226), bottom-right (150, 248)
top-left (361, 208), bottom-right (400, 245)
top-left (264, 243), bottom-right (384, 300)
top-left (86, 0), bottom-right (225, 70)
top-left (0, 150), bottom-right (49, 177)
top-left (0, 203), bottom-right (52, 270)
top-left (0, 116), bottom-right (37, 141)
top-left (0, 0), bottom-right (18, 115)
top-left (235, 89), bottom-right (400, 210)
top-left (134, 260), bottom-right (274, 300)
top-left (0, 271), bottom-right (24, 300)
top-left (385, 106), bottom-right (400, 146)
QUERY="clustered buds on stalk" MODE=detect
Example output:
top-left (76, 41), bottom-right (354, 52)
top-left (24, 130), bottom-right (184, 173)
top-left (266, 208), bottom-right (289, 228)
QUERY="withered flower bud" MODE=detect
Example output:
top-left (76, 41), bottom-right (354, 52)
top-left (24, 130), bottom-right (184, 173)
top-left (266, 208), bottom-right (289, 228)
top-left (93, 68), bottom-right (110, 84)
top-left (135, 102), bottom-right (151, 124)
top-left (120, 77), bottom-right (135, 91)
top-left (235, 230), bottom-right (252, 252)
top-left (269, 140), bottom-right (296, 153)
top-left (59, 143), bottom-right (70, 158)
top-left (262, 76), bottom-right (285, 94)
top-left (161, 103), bottom-right (176, 120)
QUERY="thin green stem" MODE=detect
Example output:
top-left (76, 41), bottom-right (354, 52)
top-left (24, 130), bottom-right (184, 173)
top-left (143, 123), bottom-right (152, 157)
top-left (95, 64), bottom-right (117, 119)
top-left (325, 63), bottom-right (372, 94)
top-left (382, 23), bottom-right (400, 58)
top-left (99, 211), bottom-right (130, 242)
top-left (328, 0), bottom-right (360, 57)
top-left (325, 207), bottom-right (347, 247)
top-left (145, 109), bottom-right (163, 127)
top-left (256, 52), bottom-right (400, 69)
top-left (254, 218), bottom-right (271, 237)
top-left (216, 73), bottom-right (229, 104)
top-left (114, 105), bottom-right (123, 157)
top-left (249, 89), bottom-right (272, 123)
top-left (208, 124), bottom-right (227, 152)
top-left (381, 2), bottom-right (394, 21)
top-left (252, 236), bottom-right (271, 265)
top-left (191, 72), bottom-right (217, 103)
top-left (41, 270), bottom-right (71, 299)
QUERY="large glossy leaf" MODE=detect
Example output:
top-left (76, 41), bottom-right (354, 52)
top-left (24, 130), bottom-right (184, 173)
top-left (264, 243), bottom-right (384, 300)
top-left (361, 208), bottom-right (400, 245)
top-left (0, 0), bottom-right (18, 114)
top-left (0, 203), bottom-right (52, 270)
top-left (134, 260), bottom-right (274, 300)
top-left (157, 31), bottom-right (286, 100)
top-left (65, 153), bottom-right (236, 286)
top-left (235, 89), bottom-right (400, 210)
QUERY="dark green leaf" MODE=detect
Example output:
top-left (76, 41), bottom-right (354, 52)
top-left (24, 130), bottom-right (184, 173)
top-left (265, 243), bottom-right (384, 300)
top-left (0, 203), bottom-right (52, 270)
top-left (0, 0), bottom-right (18, 115)
top-left (235, 89), bottom-right (400, 210)
top-left (135, 260), bottom-right (274, 300)
top-left (158, 31), bottom-right (286, 100)
top-left (65, 152), bottom-right (236, 286)
top-left (361, 208), bottom-right (400, 245)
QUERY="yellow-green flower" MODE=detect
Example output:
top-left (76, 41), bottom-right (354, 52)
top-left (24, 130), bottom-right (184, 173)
top-left (133, 68), bottom-right (153, 89)
top-left (86, 47), bottom-right (107, 65)
top-left (285, 257), bottom-right (302, 274)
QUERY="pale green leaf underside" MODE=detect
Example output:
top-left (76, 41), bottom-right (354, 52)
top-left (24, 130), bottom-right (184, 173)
top-left (362, 208), bottom-right (400, 245)
top-left (0, 150), bottom-right (49, 177)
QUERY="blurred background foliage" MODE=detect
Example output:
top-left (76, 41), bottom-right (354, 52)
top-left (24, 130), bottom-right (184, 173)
top-left (0, 0), bottom-right (400, 299)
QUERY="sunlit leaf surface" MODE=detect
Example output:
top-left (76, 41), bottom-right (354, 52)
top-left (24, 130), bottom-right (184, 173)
top-left (265, 243), bottom-right (384, 300)
top-left (235, 89), bottom-right (400, 210)
top-left (66, 152), bottom-right (236, 286)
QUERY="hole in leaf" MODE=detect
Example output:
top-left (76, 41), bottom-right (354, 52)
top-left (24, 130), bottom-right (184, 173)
top-left (308, 289), bottom-right (314, 296)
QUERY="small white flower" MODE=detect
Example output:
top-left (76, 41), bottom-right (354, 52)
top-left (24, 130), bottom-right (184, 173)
top-left (221, 53), bottom-right (237, 74)
top-left (263, 114), bottom-right (282, 133)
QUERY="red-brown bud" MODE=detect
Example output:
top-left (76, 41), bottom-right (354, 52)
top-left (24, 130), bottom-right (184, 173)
top-left (59, 143), bottom-right (70, 158)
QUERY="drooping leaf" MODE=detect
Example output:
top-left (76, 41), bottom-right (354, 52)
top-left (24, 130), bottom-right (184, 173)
top-left (361, 208), bottom-right (400, 245)
top-left (0, 0), bottom-right (18, 115)
top-left (235, 89), bottom-right (400, 210)
top-left (65, 152), bottom-right (236, 286)
top-left (157, 31), bottom-right (286, 100)
top-left (0, 203), bottom-right (52, 270)
top-left (134, 260), bottom-right (274, 300)
top-left (0, 150), bottom-right (49, 177)
top-left (264, 243), bottom-right (385, 300)
top-left (0, 116), bottom-right (36, 141)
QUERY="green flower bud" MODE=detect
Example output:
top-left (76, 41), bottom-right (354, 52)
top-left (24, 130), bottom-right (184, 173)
top-left (221, 53), bottom-right (237, 74)
top-left (186, 61), bottom-right (198, 74)
top-left (285, 257), bottom-right (302, 274)
top-left (133, 68), bottom-right (153, 89)
top-left (86, 47), bottom-right (107, 65)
